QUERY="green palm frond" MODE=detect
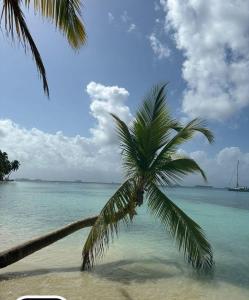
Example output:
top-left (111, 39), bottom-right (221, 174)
top-left (24, 0), bottom-right (86, 48)
top-left (131, 84), bottom-right (177, 169)
top-left (1, 0), bottom-right (49, 95)
top-left (147, 184), bottom-right (213, 271)
top-left (151, 118), bottom-right (214, 171)
top-left (111, 113), bottom-right (139, 176)
top-left (134, 83), bottom-right (168, 126)
top-left (169, 119), bottom-right (214, 143)
top-left (82, 179), bottom-right (137, 270)
top-left (155, 157), bottom-right (207, 185)
top-left (82, 83), bottom-right (214, 273)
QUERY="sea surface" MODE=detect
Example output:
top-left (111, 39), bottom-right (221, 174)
top-left (0, 181), bottom-right (249, 300)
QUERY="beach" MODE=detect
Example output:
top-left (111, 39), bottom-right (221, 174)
top-left (1, 181), bottom-right (249, 300)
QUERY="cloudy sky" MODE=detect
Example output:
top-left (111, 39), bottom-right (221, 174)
top-left (0, 0), bottom-right (249, 187)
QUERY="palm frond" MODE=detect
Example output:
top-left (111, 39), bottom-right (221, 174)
top-left (147, 184), bottom-right (214, 271)
top-left (170, 118), bottom-right (214, 144)
top-left (25, 0), bottom-right (86, 48)
top-left (111, 113), bottom-right (139, 177)
top-left (131, 84), bottom-right (177, 169)
top-left (151, 118), bottom-right (214, 171)
top-left (155, 157), bottom-right (207, 185)
top-left (82, 179), bottom-right (137, 270)
top-left (134, 83), bottom-right (168, 126)
top-left (1, 0), bottom-right (49, 95)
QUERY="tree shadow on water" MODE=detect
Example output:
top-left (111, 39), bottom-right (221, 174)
top-left (93, 257), bottom-right (184, 284)
top-left (0, 257), bottom-right (183, 284)
top-left (0, 266), bottom-right (80, 282)
top-left (1, 257), bottom-right (248, 292)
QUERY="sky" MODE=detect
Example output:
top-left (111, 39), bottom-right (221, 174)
top-left (0, 0), bottom-right (249, 187)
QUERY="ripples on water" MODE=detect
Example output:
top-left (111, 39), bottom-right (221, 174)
top-left (0, 181), bottom-right (249, 300)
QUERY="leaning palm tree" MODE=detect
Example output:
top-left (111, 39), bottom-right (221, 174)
top-left (0, 0), bottom-right (86, 96)
top-left (82, 84), bottom-right (214, 272)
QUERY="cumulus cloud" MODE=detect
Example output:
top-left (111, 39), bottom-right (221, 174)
top-left (149, 33), bottom-right (171, 59)
top-left (161, 0), bottom-right (249, 120)
top-left (1, 81), bottom-right (248, 187)
top-left (1, 113), bottom-right (247, 187)
top-left (0, 82), bottom-right (132, 182)
top-left (86, 81), bottom-right (132, 145)
top-left (178, 147), bottom-right (249, 187)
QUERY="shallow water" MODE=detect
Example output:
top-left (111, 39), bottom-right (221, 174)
top-left (0, 181), bottom-right (249, 300)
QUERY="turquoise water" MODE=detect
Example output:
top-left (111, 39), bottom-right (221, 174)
top-left (0, 181), bottom-right (249, 299)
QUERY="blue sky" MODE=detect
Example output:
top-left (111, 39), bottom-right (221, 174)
top-left (0, 0), bottom-right (249, 186)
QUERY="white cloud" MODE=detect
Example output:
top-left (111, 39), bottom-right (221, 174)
top-left (108, 12), bottom-right (114, 24)
top-left (0, 82), bottom-right (132, 182)
top-left (128, 23), bottom-right (136, 33)
top-left (179, 147), bottom-right (249, 187)
top-left (1, 81), bottom-right (248, 187)
top-left (149, 33), bottom-right (171, 59)
top-left (86, 81), bottom-right (132, 145)
top-left (2, 114), bottom-right (247, 187)
top-left (161, 0), bottom-right (249, 120)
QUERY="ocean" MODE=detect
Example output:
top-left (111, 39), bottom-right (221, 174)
top-left (0, 181), bottom-right (249, 300)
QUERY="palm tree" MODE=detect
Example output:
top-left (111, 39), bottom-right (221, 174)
top-left (11, 160), bottom-right (20, 171)
top-left (7, 160), bottom-right (20, 178)
top-left (82, 84), bottom-right (214, 272)
top-left (0, 150), bottom-right (20, 180)
top-left (0, 0), bottom-right (86, 96)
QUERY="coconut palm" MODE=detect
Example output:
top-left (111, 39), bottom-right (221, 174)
top-left (0, 0), bottom-right (86, 96)
top-left (82, 84), bottom-right (214, 272)
top-left (0, 151), bottom-right (20, 180)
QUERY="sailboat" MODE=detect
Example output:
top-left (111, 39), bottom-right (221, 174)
top-left (228, 160), bottom-right (249, 192)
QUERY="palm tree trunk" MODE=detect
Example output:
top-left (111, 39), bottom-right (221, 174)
top-left (0, 215), bottom-right (98, 269)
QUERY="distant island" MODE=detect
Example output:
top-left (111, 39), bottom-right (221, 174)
top-left (195, 185), bottom-right (214, 189)
top-left (13, 179), bottom-right (223, 189)
top-left (15, 178), bottom-right (120, 185)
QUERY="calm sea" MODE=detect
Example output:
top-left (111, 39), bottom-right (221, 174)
top-left (0, 181), bottom-right (249, 300)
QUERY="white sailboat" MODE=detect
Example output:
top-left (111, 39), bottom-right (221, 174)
top-left (228, 160), bottom-right (249, 192)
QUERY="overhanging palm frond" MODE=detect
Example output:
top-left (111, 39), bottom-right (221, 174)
top-left (24, 0), bottom-right (86, 48)
top-left (169, 119), bottom-right (214, 144)
top-left (147, 184), bottom-right (213, 271)
top-left (82, 179), bottom-right (137, 270)
top-left (156, 157), bottom-right (207, 185)
top-left (1, 0), bottom-right (49, 95)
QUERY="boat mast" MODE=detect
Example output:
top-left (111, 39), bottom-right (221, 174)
top-left (236, 160), bottom-right (239, 188)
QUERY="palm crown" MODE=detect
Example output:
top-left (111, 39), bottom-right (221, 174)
top-left (82, 84), bottom-right (214, 272)
top-left (1, 0), bottom-right (86, 96)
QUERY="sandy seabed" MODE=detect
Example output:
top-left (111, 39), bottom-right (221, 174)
top-left (1, 243), bottom-right (249, 300)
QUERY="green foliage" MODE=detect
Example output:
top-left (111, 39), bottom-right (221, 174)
top-left (0, 150), bottom-right (20, 181)
top-left (82, 84), bottom-right (214, 272)
top-left (1, 0), bottom-right (86, 96)
top-left (82, 178), bottom-right (137, 269)
top-left (147, 184), bottom-right (213, 270)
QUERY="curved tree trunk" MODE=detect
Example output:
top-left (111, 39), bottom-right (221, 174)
top-left (0, 215), bottom-right (98, 269)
